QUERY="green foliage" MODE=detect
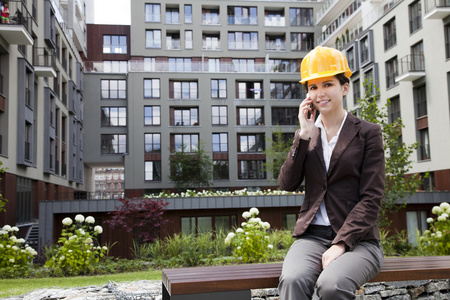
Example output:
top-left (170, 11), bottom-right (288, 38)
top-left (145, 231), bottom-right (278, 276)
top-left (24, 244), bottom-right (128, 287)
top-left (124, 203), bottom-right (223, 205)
top-left (418, 202), bottom-right (450, 255)
top-left (0, 225), bottom-right (37, 269)
top-left (0, 161), bottom-right (8, 212)
top-left (44, 215), bottom-right (108, 276)
top-left (225, 208), bottom-right (273, 263)
top-left (168, 142), bottom-right (213, 191)
top-left (379, 228), bottom-right (416, 257)
top-left (263, 126), bottom-right (295, 182)
top-left (356, 79), bottom-right (422, 228)
top-left (145, 188), bottom-right (299, 198)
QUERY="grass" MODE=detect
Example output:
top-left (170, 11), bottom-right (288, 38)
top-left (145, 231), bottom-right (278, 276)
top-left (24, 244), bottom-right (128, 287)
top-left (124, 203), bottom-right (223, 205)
top-left (0, 269), bottom-right (162, 298)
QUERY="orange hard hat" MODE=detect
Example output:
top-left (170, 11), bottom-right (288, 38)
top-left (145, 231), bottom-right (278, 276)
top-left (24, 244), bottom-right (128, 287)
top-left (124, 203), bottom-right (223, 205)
top-left (300, 46), bottom-right (352, 84)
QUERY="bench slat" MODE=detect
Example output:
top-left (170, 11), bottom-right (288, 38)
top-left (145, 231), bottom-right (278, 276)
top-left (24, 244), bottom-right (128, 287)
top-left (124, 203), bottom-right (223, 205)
top-left (162, 256), bottom-right (450, 296)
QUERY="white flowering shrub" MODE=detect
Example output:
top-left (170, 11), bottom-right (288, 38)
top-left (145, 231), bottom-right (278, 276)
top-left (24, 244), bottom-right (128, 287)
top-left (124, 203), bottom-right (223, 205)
top-left (419, 202), bottom-right (450, 255)
top-left (45, 214), bottom-right (108, 276)
top-left (0, 225), bottom-right (37, 268)
top-left (225, 207), bottom-right (273, 263)
top-left (144, 188), bottom-right (298, 199)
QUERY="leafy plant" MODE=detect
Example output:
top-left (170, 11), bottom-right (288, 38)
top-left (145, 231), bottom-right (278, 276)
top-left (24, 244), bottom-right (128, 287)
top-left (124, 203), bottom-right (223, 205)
top-left (44, 215), bottom-right (108, 276)
top-left (357, 79), bottom-right (422, 228)
top-left (419, 202), bottom-right (450, 255)
top-left (0, 161), bottom-right (8, 212)
top-left (263, 126), bottom-right (295, 182)
top-left (0, 225), bottom-right (37, 269)
top-left (105, 196), bottom-right (169, 244)
top-left (225, 207), bottom-right (273, 263)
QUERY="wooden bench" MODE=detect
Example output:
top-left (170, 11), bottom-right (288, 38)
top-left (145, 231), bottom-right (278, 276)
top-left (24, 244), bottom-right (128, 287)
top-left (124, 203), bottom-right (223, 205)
top-left (162, 256), bottom-right (450, 300)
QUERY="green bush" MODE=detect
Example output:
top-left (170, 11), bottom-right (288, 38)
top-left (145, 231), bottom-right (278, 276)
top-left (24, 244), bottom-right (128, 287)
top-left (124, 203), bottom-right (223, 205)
top-left (419, 202), bottom-right (450, 255)
top-left (0, 225), bottom-right (37, 269)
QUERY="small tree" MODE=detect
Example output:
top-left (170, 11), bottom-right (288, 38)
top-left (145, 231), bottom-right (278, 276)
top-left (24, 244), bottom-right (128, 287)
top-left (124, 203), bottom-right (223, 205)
top-left (264, 126), bottom-right (295, 182)
top-left (0, 161), bottom-right (8, 212)
top-left (105, 197), bottom-right (169, 244)
top-left (357, 79), bottom-right (423, 228)
top-left (168, 142), bottom-right (213, 191)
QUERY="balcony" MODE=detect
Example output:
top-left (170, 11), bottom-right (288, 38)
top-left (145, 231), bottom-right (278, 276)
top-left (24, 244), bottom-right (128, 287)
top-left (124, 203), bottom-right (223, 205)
top-left (33, 48), bottom-right (57, 77)
top-left (395, 54), bottom-right (425, 82)
top-left (265, 39), bottom-right (286, 51)
top-left (0, 74), bottom-right (4, 112)
top-left (424, 0), bottom-right (450, 19)
top-left (0, 0), bottom-right (33, 45)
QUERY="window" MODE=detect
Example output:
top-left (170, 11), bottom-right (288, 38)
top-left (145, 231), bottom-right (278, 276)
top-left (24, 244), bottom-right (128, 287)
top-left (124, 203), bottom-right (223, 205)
top-left (283, 213), bottom-right (297, 230)
top-left (208, 58), bottom-right (220, 72)
top-left (418, 128), bottom-right (430, 160)
top-left (266, 34), bottom-right (286, 51)
top-left (169, 58), bottom-right (192, 72)
top-left (289, 8), bottom-right (313, 26)
top-left (203, 33), bottom-right (221, 50)
top-left (228, 32), bottom-right (258, 50)
top-left (166, 7), bottom-right (180, 24)
top-left (228, 6), bottom-right (257, 25)
top-left (213, 161), bottom-right (229, 180)
top-left (211, 79), bottom-right (226, 98)
top-left (384, 18), bottom-right (396, 50)
top-left (239, 160), bottom-right (266, 179)
top-left (202, 7), bottom-right (219, 24)
top-left (409, 1), bottom-right (422, 34)
top-left (346, 46), bottom-right (358, 72)
top-left (212, 133), bottom-right (228, 152)
top-left (101, 80), bottom-right (126, 99)
top-left (145, 133), bottom-right (161, 153)
top-left (101, 134), bottom-right (126, 154)
top-left (103, 61), bottom-right (128, 73)
top-left (185, 30), bottom-right (193, 49)
top-left (212, 106), bottom-right (228, 125)
top-left (415, 85), bottom-right (427, 117)
top-left (101, 107), bottom-right (127, 126)
top-left (290, 33), bottom-right (314, 51)
top-left (170, 81), bottom-right (198, 99)
top-left (185, 5), bottom-right (192, 23)
top-left (411, 41), bottom-right (425, 71)
top-left (145, 161), bottom-right (161, 181)
top-left (237, 81), bottom-right (263, 99)
top-left (181, 216), bottom-right (236, 234)
top-left (144, 79), bottom-right (160, 98)
top-left (445, 24), bottom-right (450, 59)
top-left (173, 107), bottom-right (199, 126)
top-left (173, 134), bottom-right (199, 152)
top-left (146, 30), bottom-right (162, 48)
top-left (103, 35), bottom-right (127, 54)
top-left (270, 82), bottom-right (302, 100)
top-left (239, 134), bottom-right (265, 152)
top-left (406, 210), bottom-right (428, 245)
top-left (360, 35), bottom-right (370, 65)
top-left (272, 107), bottom-right (299, 125)
top-left (268, 59), bottom-right (298, 73)
top-left (238, 108), bottom-right (263, 126)
top-left (353, 79), bottom-right (360, 105)
top-left (385, 56), bottom-right (398, 89)
top-left (145, 4), bottom-right (161, 22)
top-left (144, 106), bottom-right (161, 125)
top-left (389, 96), bottom-right (401, 124)
top-left (232, 59), bottom-right (260, 72)
top-left (166, 32), bottom-right (181, 50)
top-left (265, 9), bottom-right (285, 26)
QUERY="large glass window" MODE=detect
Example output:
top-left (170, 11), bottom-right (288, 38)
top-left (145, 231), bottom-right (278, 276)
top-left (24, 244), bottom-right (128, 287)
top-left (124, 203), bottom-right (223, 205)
top-left (270, 82), bottom-right (302, 99)
top-left (202, 7), bottom-right (219, 24)
top-left (144, 79), bottom-right (160, 98)
top-left (168, 58), bottom-right (192, 72)
top-left (171, 81), bottom-right (198, 99)
top-left (385, 56), bottom-right (398, 89)
top-left (211, 79), bottom-right (227, 98)
top-left (166, 32), bottom-right (181, 50)
top-left (265, 9), bottom-right (285, 26)
top-left (239, 160), bottom-right (265, 179)
top-left (144, 133), bottom-right (161, 153)
top-left (268, 59), bottom-right (298, 73)
top-left (101, 107), bottom-right (127, 127)
top-left (418, 129), bottom-right (430, 160)
top-left (353, 79), bottom-right (360, 105)
top-left (146, 30), bottom-right (162, 48)
top-left (289, 8), bottom-right (313, 26)
top-left (237, 81), bottom-right (263, 99)
top-left (213, 161), bottom-right (229, 180)
top-left (409, 1), bottom-right (422, 34)
top-left (406, 210), bottom-right (428, 245)
top-left (203, 33), bottom-right (221, 50)
top-left (101, 80), bottom-right (126, 99)
top-left (101, 134), bottom-right (127, 154)
top-left (144, 106), bottom-right (161, 125)
top-left (173, 134), bottom-right (199, 152)
top-left (239, 134), bottom-right (265, 152)
top-left (272, 107), bottom-right (298, 125)
top-left (145, 161), bottom-right (161, 181)
top-left (228, 32), bottom-right (258, 50)
top-left (212, 133), bottom-right (228, 152)
top-left (145, 4), bottom-right (161, 22)
top-left (173, 108), bottom-right (199, 126)
top-left (185, 30), bottom-right (193, 49)
top-left (290, 33), bottom-right (314, 51)
top-left (383, 18), bottom-right (396, 50)
top-left (389, 96), bottom-right (401, 124)
top-left (103, 35), bottom-right (127, 54)
top-left (238, 108), bottom-right (263, 126)
top-left (228, 6), bottom-right (257, 25)
top-left (184, 5), bottom-right (192, 23)
top-left (166, 7), bottom-right (180, 24)
top-left (212, 106), bottom-right (228, 125)
top-left (415, 85), bottom-right (427, 117)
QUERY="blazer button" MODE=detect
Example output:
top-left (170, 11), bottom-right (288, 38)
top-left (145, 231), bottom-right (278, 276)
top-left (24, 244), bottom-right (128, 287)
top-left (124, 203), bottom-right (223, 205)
top-left (322, 185), bottom-right (326, 190)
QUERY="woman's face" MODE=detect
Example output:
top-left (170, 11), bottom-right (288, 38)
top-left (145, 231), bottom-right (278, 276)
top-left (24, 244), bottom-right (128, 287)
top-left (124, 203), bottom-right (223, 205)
top-left (307, 76), bottom-right (349, 116)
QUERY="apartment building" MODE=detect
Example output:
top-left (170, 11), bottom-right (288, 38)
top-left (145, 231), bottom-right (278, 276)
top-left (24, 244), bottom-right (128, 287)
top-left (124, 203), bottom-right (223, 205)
top-left (83, 0), bottom-right (323, 195)
top-left (316, 0), bottom-right (450, 241)
top-left (0, 0), bottom-right (87, 235)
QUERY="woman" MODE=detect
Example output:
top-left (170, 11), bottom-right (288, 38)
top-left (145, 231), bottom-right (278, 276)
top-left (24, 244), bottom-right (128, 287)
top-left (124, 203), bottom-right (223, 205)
top-left (1, 2), bottom-right (9, 24)
top-left (278, 46), bottom-right (385, 300)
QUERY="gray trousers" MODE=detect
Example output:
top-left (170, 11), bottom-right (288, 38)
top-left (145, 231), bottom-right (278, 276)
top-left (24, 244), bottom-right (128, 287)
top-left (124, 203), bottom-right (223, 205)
top-left (278, 236), bottom-right (384, 300)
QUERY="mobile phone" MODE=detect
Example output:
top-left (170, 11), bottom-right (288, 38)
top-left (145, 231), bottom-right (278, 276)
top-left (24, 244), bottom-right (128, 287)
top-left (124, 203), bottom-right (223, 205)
top-left (307, 94), bottom-right (315, 119)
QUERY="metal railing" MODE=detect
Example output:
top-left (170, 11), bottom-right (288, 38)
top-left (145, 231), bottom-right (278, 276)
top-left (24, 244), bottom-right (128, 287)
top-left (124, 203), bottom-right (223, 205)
top-left (397, 54), bottom-right (425, 77)
top-left (1, 0), bottom-right (33, 36)
top-left (425, 0), bottom-right (450, 14)
top-left (33, 47), bottom-right (56, 69)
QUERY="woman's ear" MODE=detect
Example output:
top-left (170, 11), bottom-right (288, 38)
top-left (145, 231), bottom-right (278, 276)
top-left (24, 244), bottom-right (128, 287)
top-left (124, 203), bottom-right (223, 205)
top-left (342, 83), bottom-right (350, 96)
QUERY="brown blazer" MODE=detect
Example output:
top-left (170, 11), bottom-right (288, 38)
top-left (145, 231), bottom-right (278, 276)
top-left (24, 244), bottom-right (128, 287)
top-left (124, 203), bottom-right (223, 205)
top-left (279, 113), bottom-right (385, 251)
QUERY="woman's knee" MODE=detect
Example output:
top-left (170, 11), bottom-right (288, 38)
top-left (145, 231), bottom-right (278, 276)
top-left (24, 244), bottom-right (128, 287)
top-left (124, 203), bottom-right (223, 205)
top-left (316, 272), bottom-right (357, 300)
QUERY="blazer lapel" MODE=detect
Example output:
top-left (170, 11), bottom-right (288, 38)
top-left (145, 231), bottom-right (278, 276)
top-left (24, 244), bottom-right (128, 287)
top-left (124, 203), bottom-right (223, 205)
top-left (327, 113), bottom-right (361, 177)
top-left (310, 126), bottom-right (326, 171)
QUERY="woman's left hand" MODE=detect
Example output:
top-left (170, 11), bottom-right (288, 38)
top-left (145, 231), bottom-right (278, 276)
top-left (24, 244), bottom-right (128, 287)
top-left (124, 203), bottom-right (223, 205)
top-left (322, 243), bottom-right (346, 269)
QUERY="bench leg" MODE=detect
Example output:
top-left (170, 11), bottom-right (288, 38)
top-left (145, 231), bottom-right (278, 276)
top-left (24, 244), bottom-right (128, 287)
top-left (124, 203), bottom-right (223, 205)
top-left (162, 287), bottom-right (251, 300)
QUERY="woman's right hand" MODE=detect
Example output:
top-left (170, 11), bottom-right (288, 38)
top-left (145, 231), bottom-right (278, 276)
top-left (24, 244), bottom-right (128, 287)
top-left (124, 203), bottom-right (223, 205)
top-left (298, 94), bottom-right (316, 140)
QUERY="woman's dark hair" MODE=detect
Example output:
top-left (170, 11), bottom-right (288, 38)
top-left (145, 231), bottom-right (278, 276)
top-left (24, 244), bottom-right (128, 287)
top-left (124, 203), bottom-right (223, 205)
top-left (303, 72), bottom-right (350, 92)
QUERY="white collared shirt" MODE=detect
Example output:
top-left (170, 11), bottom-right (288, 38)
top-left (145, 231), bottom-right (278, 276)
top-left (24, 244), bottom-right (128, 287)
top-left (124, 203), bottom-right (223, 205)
top-left (311, 110), bottom-right (348, 226)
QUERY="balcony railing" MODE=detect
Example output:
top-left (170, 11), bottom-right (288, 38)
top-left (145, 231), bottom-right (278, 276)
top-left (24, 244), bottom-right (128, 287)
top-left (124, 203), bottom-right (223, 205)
top-left (425, 0), bottom-right (450, 15)
top-left (1, 0), bottom-right (33, 34)
top-left (396, 54), bottom-right (425, 82)
top-left (33, 47), bottom-right (56, 69)
top-left (266, 40), bottom-right (286, 51)
top-left (25, 141), bottom-right (31, 161)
